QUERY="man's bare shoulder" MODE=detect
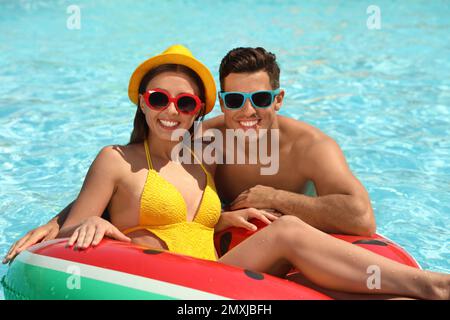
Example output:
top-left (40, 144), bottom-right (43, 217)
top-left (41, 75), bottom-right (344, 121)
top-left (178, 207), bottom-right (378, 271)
top-left (278, 116), bottom-right (344, 179)
top-left (202, 115), bottom-right (225, 131)
top-left (278, 115), bottom-right (332, 153)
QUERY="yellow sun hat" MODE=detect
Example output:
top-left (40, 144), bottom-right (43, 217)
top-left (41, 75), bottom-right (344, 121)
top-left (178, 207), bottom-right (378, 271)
top-left (128, 44), bottom-right (216, 114)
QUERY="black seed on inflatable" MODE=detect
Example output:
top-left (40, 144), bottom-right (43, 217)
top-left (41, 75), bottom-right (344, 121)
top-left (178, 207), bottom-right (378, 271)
top-left (244, 269), bottom-right (264, 280)
top-left (353, 239), bottom-right (388, 246)
top-left (143, 249), bottom-right (163, 254)
top-left (220, 232), bottom-right (232, 255)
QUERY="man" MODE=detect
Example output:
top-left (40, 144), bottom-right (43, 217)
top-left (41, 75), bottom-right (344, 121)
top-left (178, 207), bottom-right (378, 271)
top-left (3, 47), bottom-right (375, 264)
top-left (210, 47), bottom-right (375, 236)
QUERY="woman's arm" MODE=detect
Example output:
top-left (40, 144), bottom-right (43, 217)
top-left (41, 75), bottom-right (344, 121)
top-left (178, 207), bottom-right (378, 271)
top-left (3, 146), bottom-right (121, 263)
top-left (2, 201), bottom-right (75, 263)
top-left (57, 146), bottom-right (121, 237)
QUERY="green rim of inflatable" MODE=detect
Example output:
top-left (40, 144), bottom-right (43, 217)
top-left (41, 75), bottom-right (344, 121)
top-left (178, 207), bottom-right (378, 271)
top-left (2, 250), bottom-right (228, 300)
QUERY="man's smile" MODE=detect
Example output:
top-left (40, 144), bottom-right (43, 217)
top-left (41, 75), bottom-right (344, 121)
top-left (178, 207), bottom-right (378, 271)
top-left (236, 118), bottom-right (261, 130)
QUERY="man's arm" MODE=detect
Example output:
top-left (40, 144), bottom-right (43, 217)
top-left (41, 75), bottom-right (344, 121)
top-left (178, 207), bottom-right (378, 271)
top-left (275, 137), bottom-right (375, 236)
top-left (231, 137), bottom-right (376, 236)
top-left (54, 201), bottom-right (74, 227)
top-left (201, 115), bottom-right (224, 131)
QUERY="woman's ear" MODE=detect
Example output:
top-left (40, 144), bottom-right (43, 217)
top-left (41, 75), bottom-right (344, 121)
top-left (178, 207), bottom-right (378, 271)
top-left (198, 102), bottom-right (206, 117)
top-left (139, 94), bottom-right (146, 113)
top-left (274, 89), bottom-right (285, 112)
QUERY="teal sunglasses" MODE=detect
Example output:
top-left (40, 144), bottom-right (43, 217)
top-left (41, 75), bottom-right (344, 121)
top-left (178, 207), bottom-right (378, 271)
top-left (218, 89), bottom-right (281, 109)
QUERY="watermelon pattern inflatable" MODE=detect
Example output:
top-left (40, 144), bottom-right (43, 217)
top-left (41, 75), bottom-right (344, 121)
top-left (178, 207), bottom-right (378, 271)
top-left (2, 219), bottom-right (420, 300)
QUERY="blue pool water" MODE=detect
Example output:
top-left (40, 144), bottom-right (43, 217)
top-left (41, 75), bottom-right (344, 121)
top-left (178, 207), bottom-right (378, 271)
top-left (1, 0), bottom-right (449, 298)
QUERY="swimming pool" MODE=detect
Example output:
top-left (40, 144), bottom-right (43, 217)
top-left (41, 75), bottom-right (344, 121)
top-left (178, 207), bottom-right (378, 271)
top-left (1, 0), bottom-right (449, 299)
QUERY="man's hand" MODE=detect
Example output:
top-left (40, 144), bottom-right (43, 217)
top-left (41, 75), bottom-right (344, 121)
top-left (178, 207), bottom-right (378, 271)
top-left (2, 221), bottom-right (60, 264)
top-left (230, 185), bottom-right (278, 211)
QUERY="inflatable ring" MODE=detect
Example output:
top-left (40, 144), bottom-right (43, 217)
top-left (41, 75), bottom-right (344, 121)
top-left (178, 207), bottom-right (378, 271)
top-left (2, 219), bottom-right (420, 299)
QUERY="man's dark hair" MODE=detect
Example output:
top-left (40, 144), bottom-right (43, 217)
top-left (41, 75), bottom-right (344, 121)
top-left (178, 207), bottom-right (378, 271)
top-left (219, 47), bottom-right (280, 91)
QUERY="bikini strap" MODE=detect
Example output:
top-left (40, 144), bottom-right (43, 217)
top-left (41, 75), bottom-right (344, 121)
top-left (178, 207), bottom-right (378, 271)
top-left (146, 139), bottom-right (209, 180)
top-left (144, 139), bottom-right (154, 170)
top-left (188, 148), bottom-right (210, 179)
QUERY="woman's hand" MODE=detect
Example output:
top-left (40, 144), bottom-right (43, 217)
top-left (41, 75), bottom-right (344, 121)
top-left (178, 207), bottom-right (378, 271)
top-left (215, 208), bottom-right (281, 233)
top-left (230, 185), bottom-right (278, 211)
top-left (67, 216), bottom-right (131, 250)
top-left (2, 221), bottom-right (60, 264)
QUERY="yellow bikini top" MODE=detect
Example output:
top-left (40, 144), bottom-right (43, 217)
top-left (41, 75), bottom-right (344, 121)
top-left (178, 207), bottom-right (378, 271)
top-left (121, 139), bottom-right (222, 261)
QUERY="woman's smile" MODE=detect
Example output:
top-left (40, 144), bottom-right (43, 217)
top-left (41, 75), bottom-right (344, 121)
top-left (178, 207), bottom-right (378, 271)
top-left (158, 119), bottom-right (181, 130)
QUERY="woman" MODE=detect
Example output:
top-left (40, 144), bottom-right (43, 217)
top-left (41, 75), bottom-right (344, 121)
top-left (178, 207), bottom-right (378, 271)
top-left (5, 45), bottom-right (450, 299)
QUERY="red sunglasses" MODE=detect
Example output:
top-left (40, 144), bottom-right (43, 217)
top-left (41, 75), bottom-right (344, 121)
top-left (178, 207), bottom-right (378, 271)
top-left (143, 88), bottom-right (202, 115)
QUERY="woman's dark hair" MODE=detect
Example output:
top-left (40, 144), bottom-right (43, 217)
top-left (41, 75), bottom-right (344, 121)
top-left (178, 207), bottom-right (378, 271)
top-left (219, 47), bottom-right (280, 90)
top-left (128, 64), bottom-right (206, 145)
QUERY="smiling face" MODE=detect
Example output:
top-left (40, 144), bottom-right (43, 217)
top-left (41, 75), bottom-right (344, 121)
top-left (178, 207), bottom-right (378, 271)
top-left (138, 71), bottom-right (204, 141)
top-left (220, 71), bottom-right (284, 133)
